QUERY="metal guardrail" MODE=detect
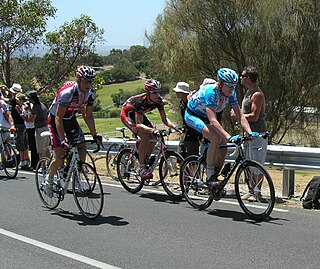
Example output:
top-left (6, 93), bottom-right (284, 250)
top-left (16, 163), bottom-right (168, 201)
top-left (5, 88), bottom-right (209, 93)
top-left (87, 138), bottom-right (320, 197)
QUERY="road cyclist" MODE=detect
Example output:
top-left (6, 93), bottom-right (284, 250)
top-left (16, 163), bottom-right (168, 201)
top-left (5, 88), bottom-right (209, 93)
top-left (180, 132), bottom-right (275, 220)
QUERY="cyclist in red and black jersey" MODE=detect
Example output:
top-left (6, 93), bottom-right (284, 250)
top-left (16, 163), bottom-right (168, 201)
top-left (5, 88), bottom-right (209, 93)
top-left (121, 79), bottom-right (177, 179)
top-left (45, 66), bottom-right (102, 195)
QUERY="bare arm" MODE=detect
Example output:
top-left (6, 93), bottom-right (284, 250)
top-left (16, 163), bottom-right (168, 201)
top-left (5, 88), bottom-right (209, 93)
top-left (233, 104), bottom-right (252, 134)
top-left (82, 105), bottom-right (97, 136)
top-left (159, 109), bottom-right (176, 129)
top-left (55, 104), bottom-right (68, 141)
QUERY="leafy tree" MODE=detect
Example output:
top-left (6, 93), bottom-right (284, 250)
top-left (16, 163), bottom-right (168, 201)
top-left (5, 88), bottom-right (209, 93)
top-left (147, 0), bottom-right (320, 144)
top-left (36, 14), bottom-right (104, 93)
top-left (0, 0), bottom-right (56, 86)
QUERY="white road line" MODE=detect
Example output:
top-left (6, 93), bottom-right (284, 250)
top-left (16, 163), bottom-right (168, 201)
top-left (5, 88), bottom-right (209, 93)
top-left (0, 228), bottom-right (120, 269)
top-left (103, 182), bottom-right (289, 213)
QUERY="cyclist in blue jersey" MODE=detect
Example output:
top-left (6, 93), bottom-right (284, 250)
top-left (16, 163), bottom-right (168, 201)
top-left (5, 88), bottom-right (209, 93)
top-left (185, 67), bottom-right (257, 187)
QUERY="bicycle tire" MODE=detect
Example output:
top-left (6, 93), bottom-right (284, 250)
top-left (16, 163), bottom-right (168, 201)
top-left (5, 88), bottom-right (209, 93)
top-left (2, 142), bottom-right (18, 178)
top-left (35, 157), bottom-right (61, 209)
top-left (106, 142), bottom-right (122, 180)
top-left (72, 162), bottom-right (104, 219)
top-left (159, 151), bottom-right (184, 199)
top-left (180, 155), bottom-right (213, 210)
top-left (234, 160), bottom-right (275, 220)
top-left (117, 148), bottom-right (144, 193)
top-left (86, 151), bottom-right (96, 171)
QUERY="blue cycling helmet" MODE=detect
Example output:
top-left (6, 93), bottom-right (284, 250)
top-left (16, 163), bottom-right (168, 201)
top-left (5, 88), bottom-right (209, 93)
top-left (217, 68), bottom-right (238, 84)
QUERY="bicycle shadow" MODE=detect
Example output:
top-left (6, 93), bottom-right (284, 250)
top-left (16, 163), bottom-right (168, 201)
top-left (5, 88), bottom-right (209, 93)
top-left (207, 208), bottom-right (288, 225)
top-left (49, 208), bottom-right (129, 226)
top-left (139, 192), bottom-right (184, 205)
top-left (0, 174), bottom-right (27, 181)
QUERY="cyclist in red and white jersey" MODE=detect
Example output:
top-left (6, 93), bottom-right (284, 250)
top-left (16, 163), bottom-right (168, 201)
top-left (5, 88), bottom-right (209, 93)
top-left (45, 66), bottom-right (102, 196)
top-left (121, 79), bottom-right (177, 179)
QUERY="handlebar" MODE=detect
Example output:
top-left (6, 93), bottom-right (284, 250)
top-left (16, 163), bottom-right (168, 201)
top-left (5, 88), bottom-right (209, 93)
top-left (219, 132), bottom-right (269, 148)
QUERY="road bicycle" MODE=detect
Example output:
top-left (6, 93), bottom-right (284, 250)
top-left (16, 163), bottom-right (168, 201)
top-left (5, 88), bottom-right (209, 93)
top-left (35, 136), bottom-right (104, 219)
top-left (105, 127), bottom-right (136, 180)
top-left (116, 129), bottom-right (184, 199)
top-left (180, 133), bottom-right (275, 220)
top-left (0, 129), bottom-right (18, 178)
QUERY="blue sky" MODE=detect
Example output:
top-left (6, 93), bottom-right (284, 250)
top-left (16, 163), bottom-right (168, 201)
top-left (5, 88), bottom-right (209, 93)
top-left (47, 0), bottom-right (166, 52)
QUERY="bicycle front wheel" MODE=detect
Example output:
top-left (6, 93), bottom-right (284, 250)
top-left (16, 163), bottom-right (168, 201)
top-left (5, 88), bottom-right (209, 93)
top-left (235, 160), bottom-right (275, 220)
top-left (180, 155), bottom-right (213, 210)
top-left (159, 151), bottom-right (184, 199)
top-left (106, 143), bottom-right (122, 180)
top-left (86, 151), bottom-right (96, 171)
top-left (72, 162), bottom-right (104, 219)
top-left (117, 148), bottom-right (144, 193)
top-left (2, 142), bottom-right (18, 178)
top-left (35, 157), bottom-right (61, 209)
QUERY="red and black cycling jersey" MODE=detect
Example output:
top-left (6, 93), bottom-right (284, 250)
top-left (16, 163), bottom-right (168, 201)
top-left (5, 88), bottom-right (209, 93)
top-left (49, 82), bottom-right (95, 119)
top-left (121, 92), bottom-right (165, 116)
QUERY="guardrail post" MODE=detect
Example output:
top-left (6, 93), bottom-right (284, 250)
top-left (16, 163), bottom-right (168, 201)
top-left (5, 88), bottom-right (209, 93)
top-left (282, 169), bottom-right (295, 197)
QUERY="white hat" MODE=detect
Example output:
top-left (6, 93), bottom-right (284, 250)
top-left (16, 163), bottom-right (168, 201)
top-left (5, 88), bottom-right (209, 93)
top-left (9, 83), bottom-right (22, 93)
top-left (201, 78), bottom-right (216, 86)
top-left (173, 82), bottom-right (190, 94)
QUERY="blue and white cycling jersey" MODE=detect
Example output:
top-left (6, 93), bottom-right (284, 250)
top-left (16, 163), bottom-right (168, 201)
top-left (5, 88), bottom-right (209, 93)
top-left (187, 83), bottom-right (238, 118)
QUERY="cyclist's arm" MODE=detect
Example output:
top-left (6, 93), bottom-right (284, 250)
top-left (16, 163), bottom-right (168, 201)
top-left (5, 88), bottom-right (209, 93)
top-left (159, 109), bottom-right (176, 129)
top-left (206, 106), bottom-right (230, 139)
top-left (55, 104), bottom-right (68, 141)
top-left (81, 105), bottom-right (97, 136)
top-left (232, 104), bottom-right (252, 134)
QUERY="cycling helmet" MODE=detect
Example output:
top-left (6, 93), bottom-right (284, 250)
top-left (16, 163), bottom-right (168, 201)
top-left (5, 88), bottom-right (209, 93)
top-left (217, 68), bottom-right (238, 84)
top-left (144, 79), bottom-right (161, 93)
top-left (76, 65), bottom-right (96, 79)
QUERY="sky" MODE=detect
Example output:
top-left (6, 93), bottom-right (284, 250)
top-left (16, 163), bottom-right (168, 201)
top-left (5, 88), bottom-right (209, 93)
top-left (46, 0), bottom-right (167, 54)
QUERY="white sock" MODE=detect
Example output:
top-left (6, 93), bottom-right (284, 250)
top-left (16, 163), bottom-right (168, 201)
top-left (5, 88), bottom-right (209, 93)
top-left (207, 165), bottom-right (215, 179)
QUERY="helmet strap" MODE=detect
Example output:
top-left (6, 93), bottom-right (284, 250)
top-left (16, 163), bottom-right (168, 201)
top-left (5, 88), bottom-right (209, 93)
top-left (218, 81), bottom-right (226, 97)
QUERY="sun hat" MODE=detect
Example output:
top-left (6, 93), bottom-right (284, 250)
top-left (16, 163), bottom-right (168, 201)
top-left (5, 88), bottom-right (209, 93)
top-left (172, 82), bottom-right (190, 94)
top-left (26, 90), bottom-right (39, 101)
top-left (16, 93), bottom-right (27, 102)
top-left (9, 83), bottom-right (22, 93)
top-left (201, 78), bottom-right (217, 85)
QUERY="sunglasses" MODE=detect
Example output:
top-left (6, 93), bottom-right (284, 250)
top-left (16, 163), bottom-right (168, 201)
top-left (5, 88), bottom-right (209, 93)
top-left (150, 91), bottom-right (160, 95)
top-left (83, 78), bottom-right (94, 84)
top-left (224, 82), bottom-right (237, 89)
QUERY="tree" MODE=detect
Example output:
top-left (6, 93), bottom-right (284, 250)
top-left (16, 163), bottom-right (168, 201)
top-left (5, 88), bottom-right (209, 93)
top-left (37, 14), bottom-right (104, 92)
top-left (147, 0), bottom-right (320, 144)
top-left (0, 0), bottom-right (56, 86)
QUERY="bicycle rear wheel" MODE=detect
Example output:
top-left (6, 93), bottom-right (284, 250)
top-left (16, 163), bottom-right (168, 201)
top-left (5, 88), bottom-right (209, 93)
top-left (1, 142), bottom-right (18, 178)
top-left (180, 155), bottom-right (213, 210)
top-left (235, 160), bottom-right (275, 220)
top-left (72, 162), bottom-right (104, 219)
top-left (106, 143), bottom-right (122, 180)
top-left (159, 151), bottom-right (184, 199)
top-left (35, 157), bottom-right (61, 209)
top-left (117, 148), bottom-right (144, 193)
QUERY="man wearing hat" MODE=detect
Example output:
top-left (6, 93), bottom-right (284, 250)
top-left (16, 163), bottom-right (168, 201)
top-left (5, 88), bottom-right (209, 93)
top-left (173, 82), bottom-right (200, 158)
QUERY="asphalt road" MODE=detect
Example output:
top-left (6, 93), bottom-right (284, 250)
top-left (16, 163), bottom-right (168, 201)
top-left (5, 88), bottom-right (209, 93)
top-left (1, 170), bottom-right (320, 269)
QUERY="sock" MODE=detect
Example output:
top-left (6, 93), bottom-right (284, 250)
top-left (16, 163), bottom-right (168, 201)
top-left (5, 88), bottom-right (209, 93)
top-left (207, 165), bottom-right (215, 179)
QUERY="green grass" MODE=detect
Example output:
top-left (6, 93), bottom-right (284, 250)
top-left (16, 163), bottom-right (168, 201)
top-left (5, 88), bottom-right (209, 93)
top-left (97, 80), bottom-right (145, 110)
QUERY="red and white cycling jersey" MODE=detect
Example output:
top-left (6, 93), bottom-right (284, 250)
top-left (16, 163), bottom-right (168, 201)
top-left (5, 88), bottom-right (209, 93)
top-left (49, 82), bottom-right (95, 119)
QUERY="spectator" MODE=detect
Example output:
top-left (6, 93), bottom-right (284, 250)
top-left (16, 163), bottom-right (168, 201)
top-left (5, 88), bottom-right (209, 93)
top-left (231, 66), bottom-right (268, 201)
top-left (25, 90), bottom-right (50, 159)
top-left (172, 82), bottom-right (200, 158)
top-left (8, 85), bottom-right (30, 170)
top-left (16, 94), bottom-right (39, 170)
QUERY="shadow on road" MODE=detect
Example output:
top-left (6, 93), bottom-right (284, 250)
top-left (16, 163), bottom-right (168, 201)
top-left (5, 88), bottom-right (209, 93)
top-left (207, 208), bottom-right (289, 225)
top-left (139, 192), bottom-right (184, 205)
top-left (50, 208), bottom-right (129, 226)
